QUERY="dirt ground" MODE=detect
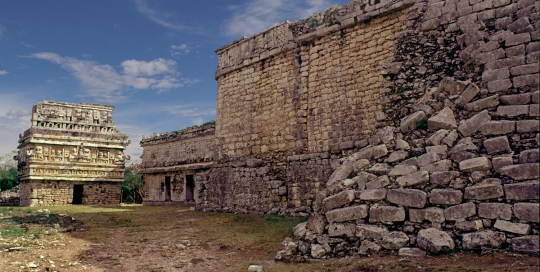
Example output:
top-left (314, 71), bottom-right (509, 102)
top-left (1, 205), bottom-right (539, 272)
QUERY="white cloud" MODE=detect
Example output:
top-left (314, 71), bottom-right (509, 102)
top-left (171, 44), bottom-right (190, 55)
top-left (31, 52), bottom-right (198, 103)
top-left (0, 70), bottom-right (8, 75)
top-left (163, 104), bottom-right (216, 117)
top-left (20, 42), bottom-right (33, 48)
top-left (5, 109), bottom-right (30, 119)
top-left (134, 0), bottom-right (189, 31)
top-left (225, 0), bottom-right (333, 38)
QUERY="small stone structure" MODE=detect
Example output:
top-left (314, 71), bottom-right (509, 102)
top-left (17, 101), bottom-right (130, 206)
top-left (140, 122), bottom-right (215, 205)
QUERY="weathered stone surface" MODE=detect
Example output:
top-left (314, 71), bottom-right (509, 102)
top-left (293, 222), bottom-right (308, 239)
top-left (456, 220), bottom-right (484, 231)
top-left (426, 145), bottom-right (448, 155)
top-left (328, 223), bottom-right (356, 237)
top-left (493, 220), bottom-right (530, 235)
top-left (306, 214), bottom-right (326, 234)
top-left (395, 139), bottom-right (411, 150)
top-left (372, 144), bottom-right (389, 159)
top-left (442, 130), bottom-right (459, 147)
top-left (428, 108), bottom-right (457, 131)
top-left (353, 159), bottom-right (371, 174)
top-left (356, 224), bottom-right (389, 240)
top-left (430, 189), bottom-right (463, 205)
top-left (517, 120), bottom-right (540, 133)
top-left (369, 205), bottom-right (406, 223)
top-left (327, 160), bottom-right (354, 186)
top-left (427, 129), bottom-right (450, 146)
top-left (359, 189), bottom-right (387, 201)
top-left (464, 179), bottom-right (504, 200)
top-left (401, 111), bottom-right (426, 133)
top-left (420, 159), bottom-right (452, 172)
top-left (417, 228), bottom-right (455, 254)
top-left (510, 236), bottom-right (540, 253)
top-left (430, 171), bottom-right (460, 185)
top-left (326, 205), bottom-right (369, 224)
top-left (496, 105), bottom-right (529, 117)
top-left (387, 189), bottom-right (427, 208)
top-left (499, 164), bottom-right (540, 181)
top-left (396, 171), bottom-right (429, 187)
top-left (387, 151), bottom-right (409, 163)
top-left (478, 203), bottom-right (512, 220)
top-left (492, 156), bottom-right (513, 172)
top-left (504, 181), bottom-right (540, 200)
top-left (462, 230), bottom-right (506, 249)
top-left (417, 152), bottom-right (441, 167)
top-left (458, 110), bottom-right (491, 137)
top-left (380, 231), bottom-right (409, 250)
top-left (438, 77), bottom-right (468, 96)
top-left (444, 202), bottom-right (476, 221)
top-left (514, 203), bottom-right (540, 223)
top-left (455, 83), bottom-right (480, 106)
top-left (311, 244), bottom-right (326, 259)
top-left (358, 240), bottom-right (381, 255)
top-left (459, 157), bottom-right (491, 172)
top-left (480, 121), bottom-right (515, 136)
top-left (520, 149), bottom-right (539, 164)
top-left (322, 190), bottom-right (355, 211)
top-left (409, 207), bottom-right (445, 223)
top-left (483, 136), bottom-right (511, 154)
top-left (388, 164), bottom-right (417, 177)
top-left (500, 93), bottom-right (531, 105)
top-left (465, 95), bottom-right (500, 112)
top-left (398, 247), bottom-right (426, 257)
top-left (367, 163), bottom-right (391, 176)
top-left (366, 175), bottom-right (390, 189)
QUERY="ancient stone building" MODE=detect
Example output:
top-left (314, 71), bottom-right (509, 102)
top-left (17, 101), bottom-right (130, 206)
top-left (140, 122), bottom-right (215, 205)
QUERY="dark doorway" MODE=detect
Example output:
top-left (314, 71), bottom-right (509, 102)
top-left (185, 175), bottom-right (194, 201)
top-left (165, 176), bottom-right (171, 201)
top-left (73, 185), bottom-right (83, 204)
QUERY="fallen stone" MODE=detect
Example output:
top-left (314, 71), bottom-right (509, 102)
top-left (293, 222), bottom-right (307, 239)
top-left (359, 189), bottom-right (387, 201)
top-left (483, 136), bottom-right (511, 154)
top-left (355, 172), bottom-right (377, 187)
top-left (387, 151), bottom-right (409, 163)
top-left (326, 205), bottom-right (369, 224)
top-left (307, 214), bottom-right (326, 234)
top-left (425, 145), bottom-right (448, 155)
top-left (372, 144), bottom-right (389, 159)
top-left (367, 163), bottom-right (391, 176)
top-left (396, 171), bottom-right (429, 187)
top-left (442, 130), bottom-right (459, 147)
top-left (499, 163), bottom-right (540, 181)
top-left (387, 189), bottom-right (427, 208)
top-left (275, 250), bottom-right (293, 262)
top-left (311, 244), bottom-right (326, 259)
top-left (444, 202), bottom-right (476, 221)
top-left (327, 160), bottom-right (355, 186)
top-left (462, 230), bottom-right (506, 249)
top-left (456, 220), bottom-right (484, 231)
top-left (366, 175), bottom-right (390, 189)
top-left (427, 129), bottom-right (450, 145)
top-left (459, 157), bottom-right (491, 172)
top-left (353, 159), bottom-right (371, 173)
top-left (465, 94), bottom-right (500, 112)
top-left (478, 203), bottom-right (512, 220)
top-left (455, 83), bottom-right (480, 106)
top-left (493, 220), bottom-right (530, 235)
top-left (420, 160), bottom-right (452, 172)
top-left (458, 110), bottom-right (491, 137)
top-left (428, 107), bottom-right (457, 131)
top-left (417, 228), bottom-right (455, 254)
top-left (409, 207), bottom-right (445, 223)
top-left (376, 126), bottom-right (395, 144)
top-left (438, 77), bottom-right (468, 96)
top-left (430, 171), bottom-right (460, 185)
top-left (492, 156), bottom-right (513, 172)
top-left (417, 152), bottom-right (441, 167)
top-left (369, 205), bottom-right (406, 223)
top-left (380, 231), bottom-right (409, 250)
top-left (401, 111), bottom-right (426, 133)
top-left (395, 139), bottom-right (411, 150)
top-left (504, 181), bottom-right (540, 200)
top-left (398, 247), bottom-right (426, 257)
top-left (358, 240), bottom-right (381, 255)
top-left (356, 224), bottom-right (389, 240)
top-left (430, 189), bottom-right (463, 205)
top-left (388, 164), bottom-right (418, 177)
top-left (322, 190), bottom-right (355, 211)
top-left (328, 223), bottom-right (357, 237)
top-left (480, 121), bottom-right (515, 136)
top-left (514, 203), bottom-right (540, 223)
top-left (464, 179), bottom-right (504, 200)
top-left (519, 149), bottom-right (539, 163)
top-left (510, 236), bottom-right (540, 253)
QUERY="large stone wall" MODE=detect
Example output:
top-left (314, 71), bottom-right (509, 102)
top-left (17, 101), bottom-right (129, 206)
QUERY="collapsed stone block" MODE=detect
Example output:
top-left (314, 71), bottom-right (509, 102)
top-left (493, 220), bottom-right (531, 235)
top-left (380, 231), bottom-right (409, 250)
top-left (458, 110), bottom-right (491, 137)
top-left (510, 236), bottom-right (540, 253)
top-left (417, 228), bottom-right (455, 254)
top-left (462, 230), bottom-right (506, 249)
top-left (388, 164), bottom-right (418, 177)
top-left (396, 171), bottom-right (429, 187)
top-left (358, 240), bottom-right (381, 255)
top-left (322, 190), bottom-right (355, 211)
top-left (428, 107), bottom-right (457, 131)
top-left (400, 111), bottom-right (426, 133)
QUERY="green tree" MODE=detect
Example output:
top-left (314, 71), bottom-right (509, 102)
top-left (0, 150), bottom-right (19, 192)
top-left (122, 162), bottom-right (143, 203)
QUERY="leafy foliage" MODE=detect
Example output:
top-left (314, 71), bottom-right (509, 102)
top-left (0, 150), bottom-right (19, 192)
top-left (122, 163), bottom-right (143, 203)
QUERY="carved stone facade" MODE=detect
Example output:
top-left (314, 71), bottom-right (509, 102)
top-left (17, 101), bottom-right (130, 206)
top-left (140, 122), bottom-right (215, 205)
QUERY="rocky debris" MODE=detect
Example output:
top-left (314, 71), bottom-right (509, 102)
top-left (248, 264), bottom-right (266, 272)
top-left (401, 111), bottom-right (426, 133)
top-left (428, 107), bottom-right (457, 131)
top-left (417, 228), bottom-right (455, 254)
top-left (462, 231), bottom-right (506, 250)
top-left (511, 236), bottom-right (540, 253)
top-left (380, 232), bottom-right (409, 250)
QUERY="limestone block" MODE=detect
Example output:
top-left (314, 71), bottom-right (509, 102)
top-left (430, 189), bottom-right (463, 205)
top-left (327, 160), bottom-right (354, 186)
top-left (519, 149), bottom-right (539, 163)
top-left (417, 152), bottom-right (441, 167)
top-left (492, 156), bottom-right (513, 172)
top-left (483, 136), bottom-right (511, 154)
top-left (465, 95), bottom-right (500, 112)
top-left (366, 163), bottom-right (391, 176)
top-left (480, 121), bottom-right (515, 136)
top-left (409, 207), bottom-right (445, 223)
top-left (478, 203), bottom-right (513, 220)
top-left (459, 157), bottom-right (491, 172)
top-left (400, 111), bottom-right (426, 133)
top-left (444, 202), bottom-right (476, 221)
top-left (387, 151), bottom-right (409, 163)
top-left (396, 171), bottom-right (429, 188)
top-left (462, 230), bottom-right (506, 249)
top-left (366, 175), bottom-right (390, 189)
top-left (328, 223), bottom-right (356, 237)
top-left (517, 120), bottom-right (539, 133)
top-left (500, 164), bottom-right (540, 181)
top-left (353, 159), bottom-right (371, 173)
top-left (372, 144), bottom-right (389, 159)
top-left (428, 107), bottom-right (457, 131)
top-left (388, 164), bottom-right (418, 177)
top-left (455, 83), bottom-right (480, 106)
top-left (500, 93), bottom-right (531, 105)
top-left (311, 244), bottom-right (326, 259)
top-left (493, 220), bottom-right (530, 235)
top-left (496, 105), bottom-right (529, 117)
top-left (322, 190), bottom-right (355, 211)
top-left (417, 228), bottom-right (455, 254)
top-left (306, 214), bottom-right (326, 234)
top-left (427, 129), bottom-right (450, 146)
top-left (438, 77), bottom-right (468, 96)
top-left (380, 231), bottom-right (409, 250)
top-left (395, 139), bottom-right (411, 150)
top-left (358, 240), bottom-right (381, 255)
top-left (325, 205), bottom-right (369, 224)
top-left (505, 181), bottom-right (539, 200)
top-left (369, 205), bottom-right (406, 223)
top-left (420, 159), bottom-right (452, 172)
top-left (387, 189), bottom-right (427, 208)
top-left (514, 203), bottom-right (540, 223)
top-left (430, 171), bottom-right (460, 185)
top-left (398, 247), bottom-right (426, 256)
top-left (456, 220), bottom-right (484, 231)
top-left (464, 179), bottom-right (504, 200)
top-left (359, 189), bottom-right (387, 201)
top-left (425, 145), bottom-right (448, 155)
top-left (510, 236), bottom-right (540, 253)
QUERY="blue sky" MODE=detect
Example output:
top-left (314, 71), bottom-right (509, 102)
top-left (0, 0), bottom-right (349, 161)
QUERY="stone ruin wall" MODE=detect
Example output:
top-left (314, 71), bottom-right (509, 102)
top-left (140, 123), bottom-right (215, 204)
top-left (17, 101), bottom-right (129, 206)
top-left (206, 0), bottom-right (412, 214)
